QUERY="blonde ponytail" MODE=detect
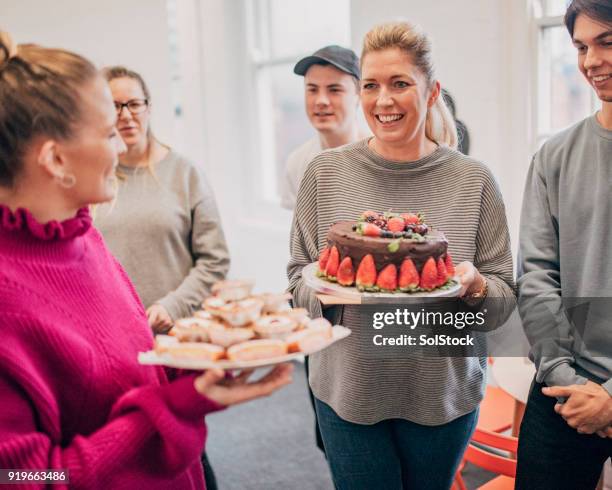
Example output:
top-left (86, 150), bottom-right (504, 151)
top-left (426, 96), bottom-right (458, 150)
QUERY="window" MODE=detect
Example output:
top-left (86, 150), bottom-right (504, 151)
top-left (534, 0), bottom-right (599, 145)
top-left (246, 0), bottom-right (351, 203)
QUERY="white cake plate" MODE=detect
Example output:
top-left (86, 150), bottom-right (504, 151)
top-left (302, 262), bottom-right (461, 304)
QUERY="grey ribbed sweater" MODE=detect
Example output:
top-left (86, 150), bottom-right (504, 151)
top-left (288, 139), bottom-right (515, 425)
top-left (95, 151), bottom-right (230, 320)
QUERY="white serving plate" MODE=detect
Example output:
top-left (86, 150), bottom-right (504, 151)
top-left (138, 325), bottom-right (351, 370)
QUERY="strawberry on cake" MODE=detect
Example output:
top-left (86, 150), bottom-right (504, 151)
top-left (317, 210), bottom-right (456, 293)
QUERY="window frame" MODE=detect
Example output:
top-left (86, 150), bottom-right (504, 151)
top-left (533, 2), bottom-right (599, 146)
top-left (244, 0), bottom-right (351, 212)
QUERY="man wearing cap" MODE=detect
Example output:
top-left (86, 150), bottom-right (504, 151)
top-left (280, 45), bottom-right (362, 210)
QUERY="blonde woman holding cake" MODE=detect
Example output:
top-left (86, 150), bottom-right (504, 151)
top-left (95, 66), bottom-right (230, 335)
top-left (287, 22), bottom-right (515, 489)
top-left (0, 33), bottom-right (292, 489)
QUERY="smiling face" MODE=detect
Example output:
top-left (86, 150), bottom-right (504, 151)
top-left (304, 64), bottom-right (360, 134)
top-left (360, 47), bottom-right (437, 149)
top-left (108, 76), bottom-right (151, 148)
top-left (59, 76), bottom-right (122, 205)
top-left (572, 14), bottom-right (612, 103)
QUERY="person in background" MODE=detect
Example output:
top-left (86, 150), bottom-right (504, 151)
top-left (280, 45), bottom-right (363, 211)
top-left (288, 22), bottom-right (515, 489)
top-left (516, 1), bottom-right (612, 488)
top-left (95, 66), bottom-right (230, 335)
top-left (0, 32), bottom-right (292, 490)
top-left (441, 88), bottom-right (471, 155)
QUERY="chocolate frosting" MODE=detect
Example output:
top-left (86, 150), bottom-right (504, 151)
top-left (327, 221), bottom-right (448, 272)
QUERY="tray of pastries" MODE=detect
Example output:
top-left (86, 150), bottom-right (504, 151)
top-left (138, 280), bottom-right (350, 370)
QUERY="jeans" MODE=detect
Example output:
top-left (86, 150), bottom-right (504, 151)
top-left (314, 397), bottom-right (478, 490)
top-left (516, 379), bottom-right (612, 490)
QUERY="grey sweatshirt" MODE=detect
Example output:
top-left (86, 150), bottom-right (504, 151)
top-left (95, 151), bottom-right (230, 320)
top-left (518, 114), bottom-right (612, 395)
top-left (288, 139), bottom-right (515, 425)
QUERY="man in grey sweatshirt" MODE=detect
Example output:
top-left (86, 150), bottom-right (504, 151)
top-left (516, 1), bottom-right (612, 488)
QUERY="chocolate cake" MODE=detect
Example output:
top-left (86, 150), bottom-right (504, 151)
top-left (328, 221), bottom-right (448, 272)
top-left (317, 211), bottom-right (455, 292)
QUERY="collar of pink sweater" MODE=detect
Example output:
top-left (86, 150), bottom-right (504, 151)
top-left (0, 205), bottom-right (91, 261)
top-left (0, 205), bottom-right (91, 239)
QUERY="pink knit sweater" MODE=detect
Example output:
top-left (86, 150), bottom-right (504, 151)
top-left (0, 205), bottom-right (224, 489)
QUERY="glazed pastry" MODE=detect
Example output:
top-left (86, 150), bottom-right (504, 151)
top-left (287, 318), bottom-right (333, 353)
top-left (155, 341), bottom-right (225, 361)
top-left (253, 315), bottom-right (298, 339)
top-left (226, 339), bottom-right (288, 362)
top-left (276, 308), bottom-right (310, 327)
top-left (207, 323), bottom-right (255, 348)
top-left (211, 280), bottom-right (254, 301)
top-left (202, 296), bottom-right (227, 318)
top-left (216, 298), bottom-right (264, 327)
top-left (256, 292), bottom-right (293, 314)
top-left (193, 309), bottom-right (213, 320)
top-left (171, 317), bottom-right (213, 343)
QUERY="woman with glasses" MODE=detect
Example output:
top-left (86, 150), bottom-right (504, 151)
top-left (95, 66), bottom-right (230, 335)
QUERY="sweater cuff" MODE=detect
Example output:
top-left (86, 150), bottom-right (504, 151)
top-left (601, 378), bottom-right (612, 397)
top-left (542, 362), bottom-right (588, 388)
top-left (162, 374), bottom-right (226, 420)
top-left (156, 295), bottom-right (185, 322)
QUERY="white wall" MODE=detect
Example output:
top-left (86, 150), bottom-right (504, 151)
top-left (3, 0), bottom-right (175, 148)
top-left (196, 0), bottom-right (294, 293)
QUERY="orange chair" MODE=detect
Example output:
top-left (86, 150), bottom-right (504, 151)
top-left (452, 381), bottom-right (516, 490)
top-left (463, 428), bottom-right (517, 489)
top-left (477, 385), bottom-right (515, 433)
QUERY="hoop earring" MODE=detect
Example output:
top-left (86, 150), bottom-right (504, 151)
top-left (55, 172), bottom-right (76, 189)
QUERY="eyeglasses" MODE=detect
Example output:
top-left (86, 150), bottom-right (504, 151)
top-left (114, 99), bottom-right (148, 115)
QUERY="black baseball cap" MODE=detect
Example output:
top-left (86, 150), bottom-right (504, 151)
top-left (293, 45), bottom-right (360, 80)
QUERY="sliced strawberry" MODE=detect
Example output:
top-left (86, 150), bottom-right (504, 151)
top-left (401, 213), bottom-right (420, 225)
top-left (337, 257), bottom-right (355, 286)
top-left (361, 210), bottom-right (379, 221)
top-left (387, 217), bottom-right (405, 233)
top-left (356, 254), bottom-right (376, 290)
top-left (318, 247), bottom-right (331, 273)
top-left (325, 246), bottom-right (340, 280)
top-left (436, 257), bottom-right (448, 286)
top-left (361, 223), bottom-right (382, 237)
top-left (376, 264), bottom-right (398, 292)
top-left (399, 258), bottom-right (419, 291)
top-left (445, 253), bottom-right (456, 276)
top-left (419, 257), bottom-right (438, 290)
